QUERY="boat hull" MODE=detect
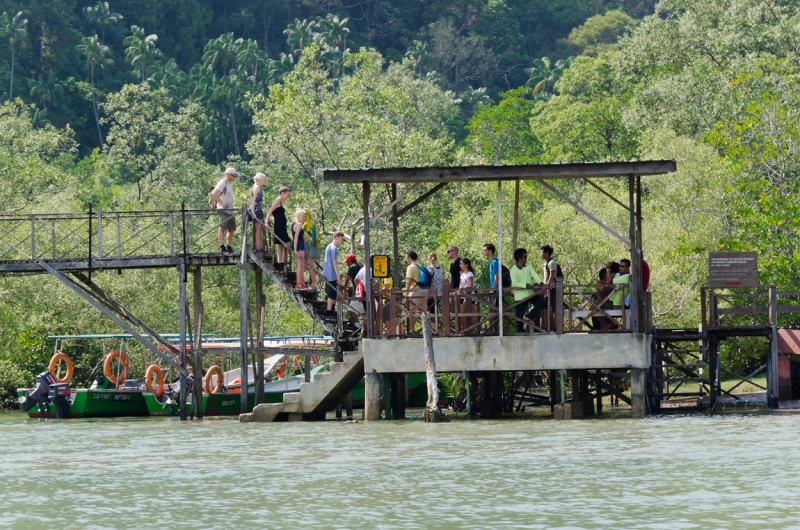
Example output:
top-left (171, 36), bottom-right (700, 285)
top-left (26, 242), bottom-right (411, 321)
top-left (18, 388), bottom-right (150, 418)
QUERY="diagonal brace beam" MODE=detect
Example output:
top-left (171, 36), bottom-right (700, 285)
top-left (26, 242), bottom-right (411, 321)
top-left (72, 271), bottom-right (180, 355)
top-left (390, 183), bottom-right (449, 222)
top-left (538, 180), bottom-right (632, 249)
top-left (39, 261), bottom-right (187, 376)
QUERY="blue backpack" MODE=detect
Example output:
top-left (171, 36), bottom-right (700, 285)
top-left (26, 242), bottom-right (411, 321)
top-left (415, 263), bottom-right (432, 289)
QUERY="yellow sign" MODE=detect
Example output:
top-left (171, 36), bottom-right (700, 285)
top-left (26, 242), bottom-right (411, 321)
top-left (371, 255), bottom-right (390, 278)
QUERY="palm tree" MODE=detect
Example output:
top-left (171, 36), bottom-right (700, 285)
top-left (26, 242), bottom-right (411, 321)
top-left (284, 19), bottom-right (317, 57)
top-left (202, 33), bottom-right (238, 77)
top-left (30, 71), bottom-right (75, 127)
top-left (405, 40), bottom-right (430, 79)
top-left (525, 56), bottom-right (573, 98)
top-left (316, 14), bottom-right (349, 77)
top-left (459, 86), bottom-right (492, 117)
top-left (89, 2), bottom-right (124, 45)
top-left (124, 25), bottom-right (162, 81)
top-left (235, 38), bottom-right (267, 87)
top-left (1, 12), bottom-right (29, 99)
top-left (77, 35), bottom-right (113, 145)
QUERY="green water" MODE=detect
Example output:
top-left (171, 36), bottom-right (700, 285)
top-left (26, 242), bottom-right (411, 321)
top-left (2, 409), bottom-right (799, 529)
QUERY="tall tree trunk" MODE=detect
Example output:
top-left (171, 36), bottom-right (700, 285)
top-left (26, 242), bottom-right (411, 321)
top-left (9, 46), bottom-right (14, 98)
top-left (230, 100), bottom-right (240, 157)
top-left (91, 65), bottom-right (104, 147)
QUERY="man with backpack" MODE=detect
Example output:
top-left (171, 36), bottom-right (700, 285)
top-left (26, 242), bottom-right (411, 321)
top-left (405, 250), bottom-right (431, 330)
top-left (540, 245), bottom-right (563, 331)
top-left (484, 243), bottom-right (511, 332)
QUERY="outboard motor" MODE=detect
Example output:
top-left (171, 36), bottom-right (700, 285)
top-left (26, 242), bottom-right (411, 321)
top-left (48, 382), bottom-right (71, 419)
top-left (20, 371), bottom-right (56, 412)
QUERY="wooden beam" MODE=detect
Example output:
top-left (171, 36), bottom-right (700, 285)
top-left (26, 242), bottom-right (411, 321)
top-left (324, 160), bottom-right (677, 184)
top-left (363, 182), bottom-right (373, 338)
top-left (582, 178), bottom-right (632, 214)
top-left (369, 183), bottom-right (420, 226)
top-left (192, 267), bottom-right (203, 419)
top-left (255, 268), bottom-right (265, 406)
top-left (537, 181), bottom-right (632, 248)
top-left (193, 347), bottom-right (336, 356)
top-left (511, 179), bottom-right (520, 251)
top-left (178, 264), bottom-right (187, 420)
top-left (390, 183), bottom-right (449, 221)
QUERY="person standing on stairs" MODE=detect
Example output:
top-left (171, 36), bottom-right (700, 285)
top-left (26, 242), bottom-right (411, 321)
top-left (266, 186), bottom-right (291, 271)
top-left (210, 167), bottom-right (239, 254)
top-left (302, 210), bottom-right (320, 289)
top-left (292, 209), bottom-right (309, 290)
top-left (249, 172), bottom-right (266, 253)
top-left (324, 232), bottom-right (346, 311)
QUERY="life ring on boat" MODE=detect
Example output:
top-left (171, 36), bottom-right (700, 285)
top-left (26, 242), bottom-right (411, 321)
top-left (203, 365), bottom-right (224, 393)
top-left (292, 355), bottom-right (319, 372)
top-left (48, 351), bottom-right (73, 384)
top-left (145, 365), bottom-right (165, 398)
top-left (103, 350), bottom-right (128, 385)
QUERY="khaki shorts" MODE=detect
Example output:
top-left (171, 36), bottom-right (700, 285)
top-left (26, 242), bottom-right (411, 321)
top-left (408, 289), bottom-right (428, 312)
top-left (217, 209), bottom-right (236, 232)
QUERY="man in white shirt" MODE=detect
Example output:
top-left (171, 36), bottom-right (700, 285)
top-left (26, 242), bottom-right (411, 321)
top-left (210, 168), bottom-right (239, 254)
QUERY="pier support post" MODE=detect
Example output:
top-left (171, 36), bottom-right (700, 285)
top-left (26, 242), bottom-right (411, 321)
top-left (192, 267), bottom-right (203, 419)
top-left (364, 372), bottom-right (381, 421)
top-left (630, 368), bottom-right (646, 418)
top-left (178, 264), bottom-right (187, 421)
top-left (238, 264), bottom-right (249, 415)
top-left (255, 268), bottom-right (265, 405)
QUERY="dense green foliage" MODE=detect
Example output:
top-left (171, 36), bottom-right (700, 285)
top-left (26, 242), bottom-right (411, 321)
top-left (2, 0), bottom-right (799, 403)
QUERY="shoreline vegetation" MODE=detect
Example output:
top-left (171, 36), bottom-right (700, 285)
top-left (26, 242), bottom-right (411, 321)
top-left (2, 0), bottom-right (799, 408)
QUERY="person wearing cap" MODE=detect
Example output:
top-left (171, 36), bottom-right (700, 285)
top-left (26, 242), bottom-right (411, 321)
top-left (341, 253), bottom-right (363, 327)
top-left (211, 168), bottom-right (239, 254)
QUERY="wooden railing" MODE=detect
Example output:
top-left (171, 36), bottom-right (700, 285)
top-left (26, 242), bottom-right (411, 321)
top-left (338, 280), bottom-right (632, 339)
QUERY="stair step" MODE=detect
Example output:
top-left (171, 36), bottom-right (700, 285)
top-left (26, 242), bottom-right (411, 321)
top-left (653, 392), bottom-right (706, 397)
top-left (658, 363), bottom-right (707, 368)
top-left (653, 377), bottom-right (707, 383)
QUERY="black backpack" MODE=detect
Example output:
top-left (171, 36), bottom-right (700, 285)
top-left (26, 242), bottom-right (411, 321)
top-left (494, 259), bottom-right (512, 288)
top-left (548, 258), bottom-right (564, 280)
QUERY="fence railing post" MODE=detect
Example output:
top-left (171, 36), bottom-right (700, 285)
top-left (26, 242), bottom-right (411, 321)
top-left (115, 213), bottom-right (121, 258)
top-left (169, 211), bottom-right (175, 255)
top-left (97, 208), bottom-right (103, 259)
top-left (30, 214), bottom-right (35, 260)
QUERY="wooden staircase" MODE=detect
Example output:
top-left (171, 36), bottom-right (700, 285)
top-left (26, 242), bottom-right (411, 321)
top-left (649, 328), bottom-right (709, 410)
top-left (249, 249), bottom-right (338, 334)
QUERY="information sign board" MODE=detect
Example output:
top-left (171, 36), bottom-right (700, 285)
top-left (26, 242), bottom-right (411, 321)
top-left (371, 255), bottom-right (390, 278)
top-left (709, 252), bottom-right (758, 287)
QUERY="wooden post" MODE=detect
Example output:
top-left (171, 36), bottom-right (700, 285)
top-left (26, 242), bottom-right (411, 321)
top-left (594, 370), bottom-right (602, 415)
top-left (178, 264), bottom-right (187, 421)
top-left (238, 264), bottom-right (249, 415)
top-left (255, 268), bottom-right (265, 405)
top-left (192, 267), bottom-right (203, 419)
top-left (768, 285), bottom-right (779, 408)
top-left (630, 368), bottom-right (646, 418)
top-left (391, 183), bottom-right (401, 297)
top-left (511, 179), bottom-right (520, 252)
top-left (363, 182), bottom-right (373, 338)
top-left (364, 372), bottom-right (381, 420)
top-left (628, 175), bottom-right (639, 333)
top-left (497, 181), bottom-right (504, 337)
top-left (382, 375), bottom-right (391, 419)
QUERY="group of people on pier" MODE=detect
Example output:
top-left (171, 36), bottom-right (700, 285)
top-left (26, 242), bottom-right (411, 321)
top-left (210, 169), bottom-right (648, 335)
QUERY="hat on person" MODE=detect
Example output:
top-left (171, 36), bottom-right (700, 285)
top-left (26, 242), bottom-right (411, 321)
top-left (225, 167), bottom-right (240, 177)
top-left (344, 253), bottom-right (357, 263)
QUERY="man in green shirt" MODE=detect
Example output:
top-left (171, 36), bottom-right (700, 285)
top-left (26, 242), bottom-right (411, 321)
top-left (510, 248), bottom-right (545, 332)
top-left (610, 259), bottom-right (631, 308)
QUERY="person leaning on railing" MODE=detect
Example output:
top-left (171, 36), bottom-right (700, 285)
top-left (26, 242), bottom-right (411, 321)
top-left (510, 248), bottom-right (546, 332)
top-left (610, 259), bottom-right (631, 310)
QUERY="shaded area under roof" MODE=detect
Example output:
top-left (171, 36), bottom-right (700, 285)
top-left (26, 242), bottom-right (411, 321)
top-left (323, 160), bottom-right (677, 184)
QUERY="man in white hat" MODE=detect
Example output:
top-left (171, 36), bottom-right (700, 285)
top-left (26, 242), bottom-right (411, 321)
top-left (210, 167), bottom-right (239, 254)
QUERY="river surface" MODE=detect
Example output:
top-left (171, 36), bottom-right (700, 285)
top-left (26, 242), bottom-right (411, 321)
top-left (1, 409), bottom-right (798, 529)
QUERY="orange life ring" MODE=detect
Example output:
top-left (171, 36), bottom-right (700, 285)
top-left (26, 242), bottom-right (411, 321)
top-left (292, 355), bottom-right (319, 372)
top-left (48, 351), bottom-right (73, 384)
top-left (145, 364), bottom-right (165, 398)
top-left (103, 350), bottom-right (128, 385)
top-left (203, 365), bottom-right (224, 393)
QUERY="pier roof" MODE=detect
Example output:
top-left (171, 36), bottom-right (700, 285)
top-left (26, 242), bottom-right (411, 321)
top-left (322, 160), bottom-right (676, 184)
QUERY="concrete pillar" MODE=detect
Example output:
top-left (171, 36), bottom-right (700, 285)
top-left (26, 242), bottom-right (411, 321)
top-left (364, 372), bottom-right (381, 421)
top-left (630, 368), bottom-right (646, 418)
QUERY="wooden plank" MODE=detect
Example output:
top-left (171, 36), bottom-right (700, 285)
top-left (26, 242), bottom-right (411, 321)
top-left (178, 264), bottom-right (187, 421)
top-left (323, 160), bottom-right (677, 184)
top-left (192, 267), bottom-right (203, 419)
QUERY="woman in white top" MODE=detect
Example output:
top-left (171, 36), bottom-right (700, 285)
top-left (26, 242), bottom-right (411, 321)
top-left (427, 252), bottom-right (444, 313)
top-left (459, 257), bottom-right (475, 332)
